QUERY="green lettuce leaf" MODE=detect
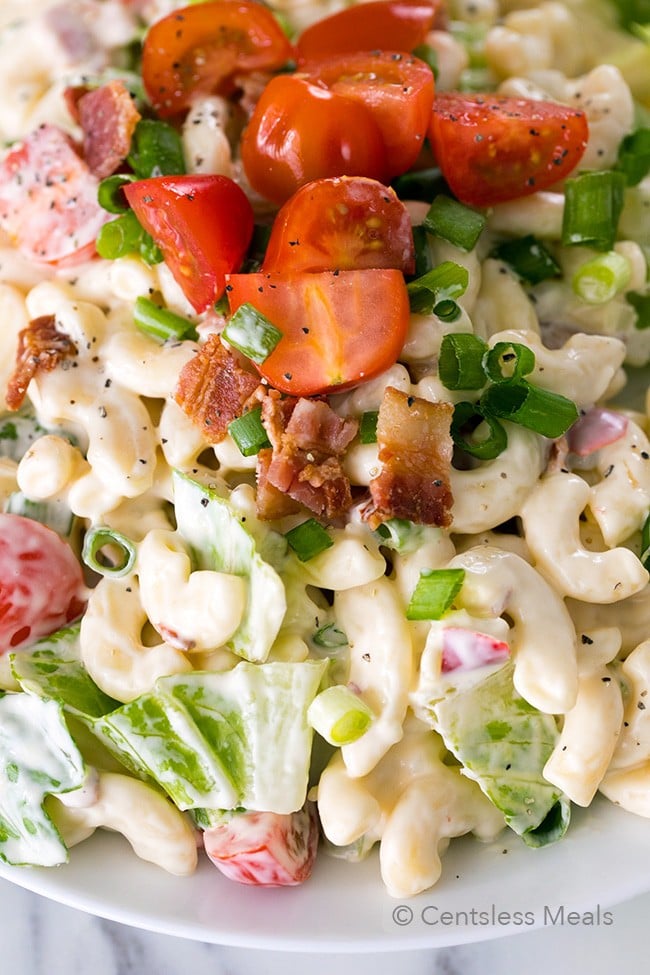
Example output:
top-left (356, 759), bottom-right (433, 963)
top-left (0, 693), bottom-right (85, 865)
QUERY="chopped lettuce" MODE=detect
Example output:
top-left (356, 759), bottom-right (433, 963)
top-left (0, 693), bottom-right (85, 865)
top-left (172, 471), bottom-right (287, 662)
top-left (0, 406), bottom-right (77, 463)
top-left (425, 661), bottom-right (570, 844)
top-left (94, 660), bottom-right (327, 814)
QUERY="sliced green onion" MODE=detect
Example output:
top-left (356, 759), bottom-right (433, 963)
top-left (572, 251), bottom-right (632, 304)
top-left (96, 210), bottom-right (144, 260)
top-left (307, 685), bottom-right (374, 746)
top-left (374, 518), bottom-right (420, 551)
top-left (6, 493), bottom-right (74, 537)
top-left (483, 342), bottom-right (536, 383)
top-left (438, 332), bottom-right (488, 390)
top-left (391, 167), bottom-right (447, 204)
top-left (451, 401), bottom-right (508, 460)
top-left (412, 43), bottom-right (438, 77)
top-left (491, 235), bottom-right (561, 284)
top-left (433, 299), bottom-right (462, 322)
top-left (406, 567), bottom-right (465, 621)
top-left (312, 623), bottom-right (348, 649)
top-left (127, 119), bottom-right (186, 178)
top-left (285, 518), bottom-right (333, 561)
top-left (228, 406), bottom-right (271, 457)
top-left (628, 290), bottom-right (650, 329)
top-left (412, 224), bottom-right (433, 278)
top-left (222, 303), bottom-right (283, 364)
top-left (423, 194), bottom-right (486, 252)
top-left (82, 526), bottom-right (137, 577)
top-left (407, 260), bottom-right (469, 315)
top-left (134, 296), bottom-right (198, 343)
top-left (562, 171), bottom-right (626, 251)
top-left (359, 411), bottom-right (379, 444)
top-left (98, 174), bottom-right (135, 214)
top-left (616, 127), bottom-right (650, 186)
top-left (481, 380), bottom-right (579, 438)
top-left (641, 511), bottom-right (650, 569)
top-left (138, 232), bottom-right (164, 266)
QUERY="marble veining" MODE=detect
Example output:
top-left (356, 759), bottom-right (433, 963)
top-left (2, 879), bottom-right (649, 975)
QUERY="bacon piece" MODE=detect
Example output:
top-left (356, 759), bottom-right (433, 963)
top-left (6, 315), bottom-right (78, 411)
top-left (259, 394), bottom-right (358, 521)
top-left (365, 386), bottom-right (454, 528)
top-left (174, 335), bottom-right (260, 444)
top-left (77, 81), bottom-right (142, 180)
top-left (567, 407), bottom-right (628, 457)
top-left (255, 448), bottom-right (303, 520)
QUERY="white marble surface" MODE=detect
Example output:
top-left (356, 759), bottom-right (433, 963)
top-left (2, 880), bottom-right (650, 974)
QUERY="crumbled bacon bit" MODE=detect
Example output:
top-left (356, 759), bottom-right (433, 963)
top-left (258, 393), bottom-right (358, 521)
top-left (364, 386), bottom-right (454, 528)
top-left (77, 80), bottom-right (142, 179)
top-left (6, 315), bottom-right (78, 411)
top-left (174, 335), bottom-right (260, 443)
top-left (256, 448), bottom-right (303, 520)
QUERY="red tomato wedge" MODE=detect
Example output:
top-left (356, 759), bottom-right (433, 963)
top-left (240, 74), bottom-right (388, 205)
top-left (225, 268), bottom-right (410, 395)
top-left (262, 176), bottom-right (415, 274)
top-left (0, 514), bottom-right (87, 654)
top-left (428, 92), bottom-right (589, 207)
top-left (305, 51), bottom-right (435, 179)
top-left (0, 124), bottom-right (110, 266)
top-left (124, 174), bottom-right (254, 312)
top-left (295, 0), bottom-right (442, 62)
top-left (142, 0), bottom-right (294, 117)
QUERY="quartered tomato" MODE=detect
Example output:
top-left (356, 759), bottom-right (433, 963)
top-left (262, 176), bottom-right (415, 274)
top-left (225, 267), bottom-right (410, 396)
top-left (240, 74), bottom-right (388, 205)
top-left (295, 0), bottom-right (443, 62)
top-left (124, 174), bottom-right (254, 312)
top-left (0, 514), bottom-right (87, 655)
top-left (141, 0), bottom-right (294, 117)
top-left (0, 124), bottom-right (110, 266)
top-left (428, 92), bottom-right (589, 207)
top-left (305, 51), bottom-right (435, 178)
top-left (204, 805), bottom-right (319, 886)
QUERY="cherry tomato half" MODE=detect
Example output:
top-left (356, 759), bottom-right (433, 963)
top-left (0, 124), bottom-right (109, 266)
top-left (142, 0), bottom-right (294, 117)
top-left (124, 174), bottom-right (254, 313)
top-left (240, 74), bottom-right (388, 205)
top-left (225, 267), bottom-right (410, 396)
top-left (295, 0), bottom-right (442, 62)
top-left (305, 51), bottom-right (435, 179)
top-left (0, 514), bottom-right (87, 654)
top-left (262, 176), bottom-right (415, 274)
top-left (428, 92), bottom-right (589, 207)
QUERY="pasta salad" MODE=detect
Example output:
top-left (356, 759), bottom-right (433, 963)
top-left (0, 0), bottom-right (649, 900)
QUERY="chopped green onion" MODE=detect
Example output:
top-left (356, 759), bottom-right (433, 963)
top-left (307, 685), bottom-right (374, 746)
top-left (412, 43), bottom-right (438, 77)
top-left (572, 251), bottom-right (632, 304)
top-left (438, 332), bottom-right (488, 389)
top-left (133, 296), bottom-right (198, 343)
top-left (491, 235), bottom-right (561, 284)
top-left (127, 119), bottom-right (186, 178)
top-left (412, 225), bottom-right (433, 278)
top-left (641, 511), bottom-right (650, 569)
top-left (222, 303), bottom-right (283, 364)
top-left (481, 380), bottom-right (579, 438)
top-left (374, 518), bottom-right (420, 551)
top-left (613, 0), bottom-right (650, 32)
top-left (423, 194), bottom-right (486, 252)
top-left (406, 567), bottom-right (465, 621)
top-left (616, 127), bottom-right (650, 186)
top-left (285, 519), bottom-right (333, 561)
top-left (391, 167), bottom-right (447, 204)
top-left (82, 526), bottom-right (137, 578)
top-left (312, 623), bottom-right (348, 649)
top-left (228, 406), bottom-right (271, 457)
top-left (562, 171), bottom-right (626, 251)
top-left (98, 174), bottom-right (135, 214)
top-left (359, 411), bottom-right (379, 444)
top-left (483, 342), bottom-right (536, 383)
top-left (407, 260), bottom-right (469, 315)
top-left (96, 210), bottom-right (162, 264)
top-left (451, 401), bottom-right (508, 460)
top-left (628, 290), bottom-right (650, 329)
top-left (433, 299), bottom-right (462, 322)
top-left (138, 232), bottom-right (164, 266)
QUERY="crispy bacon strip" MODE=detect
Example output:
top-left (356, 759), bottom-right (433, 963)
top-left (255, 448), bottom-right (303, 521)
top-left (174, 335), bottom-right (260, 443)
top-left (365, 386), bottom-right (454, 528)
top-left (77, 80), bottom-right (141, 179)
top-left (6, 315), bottom-right (78, 411)
top-left (259, 393), bottom-right (358, 521)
